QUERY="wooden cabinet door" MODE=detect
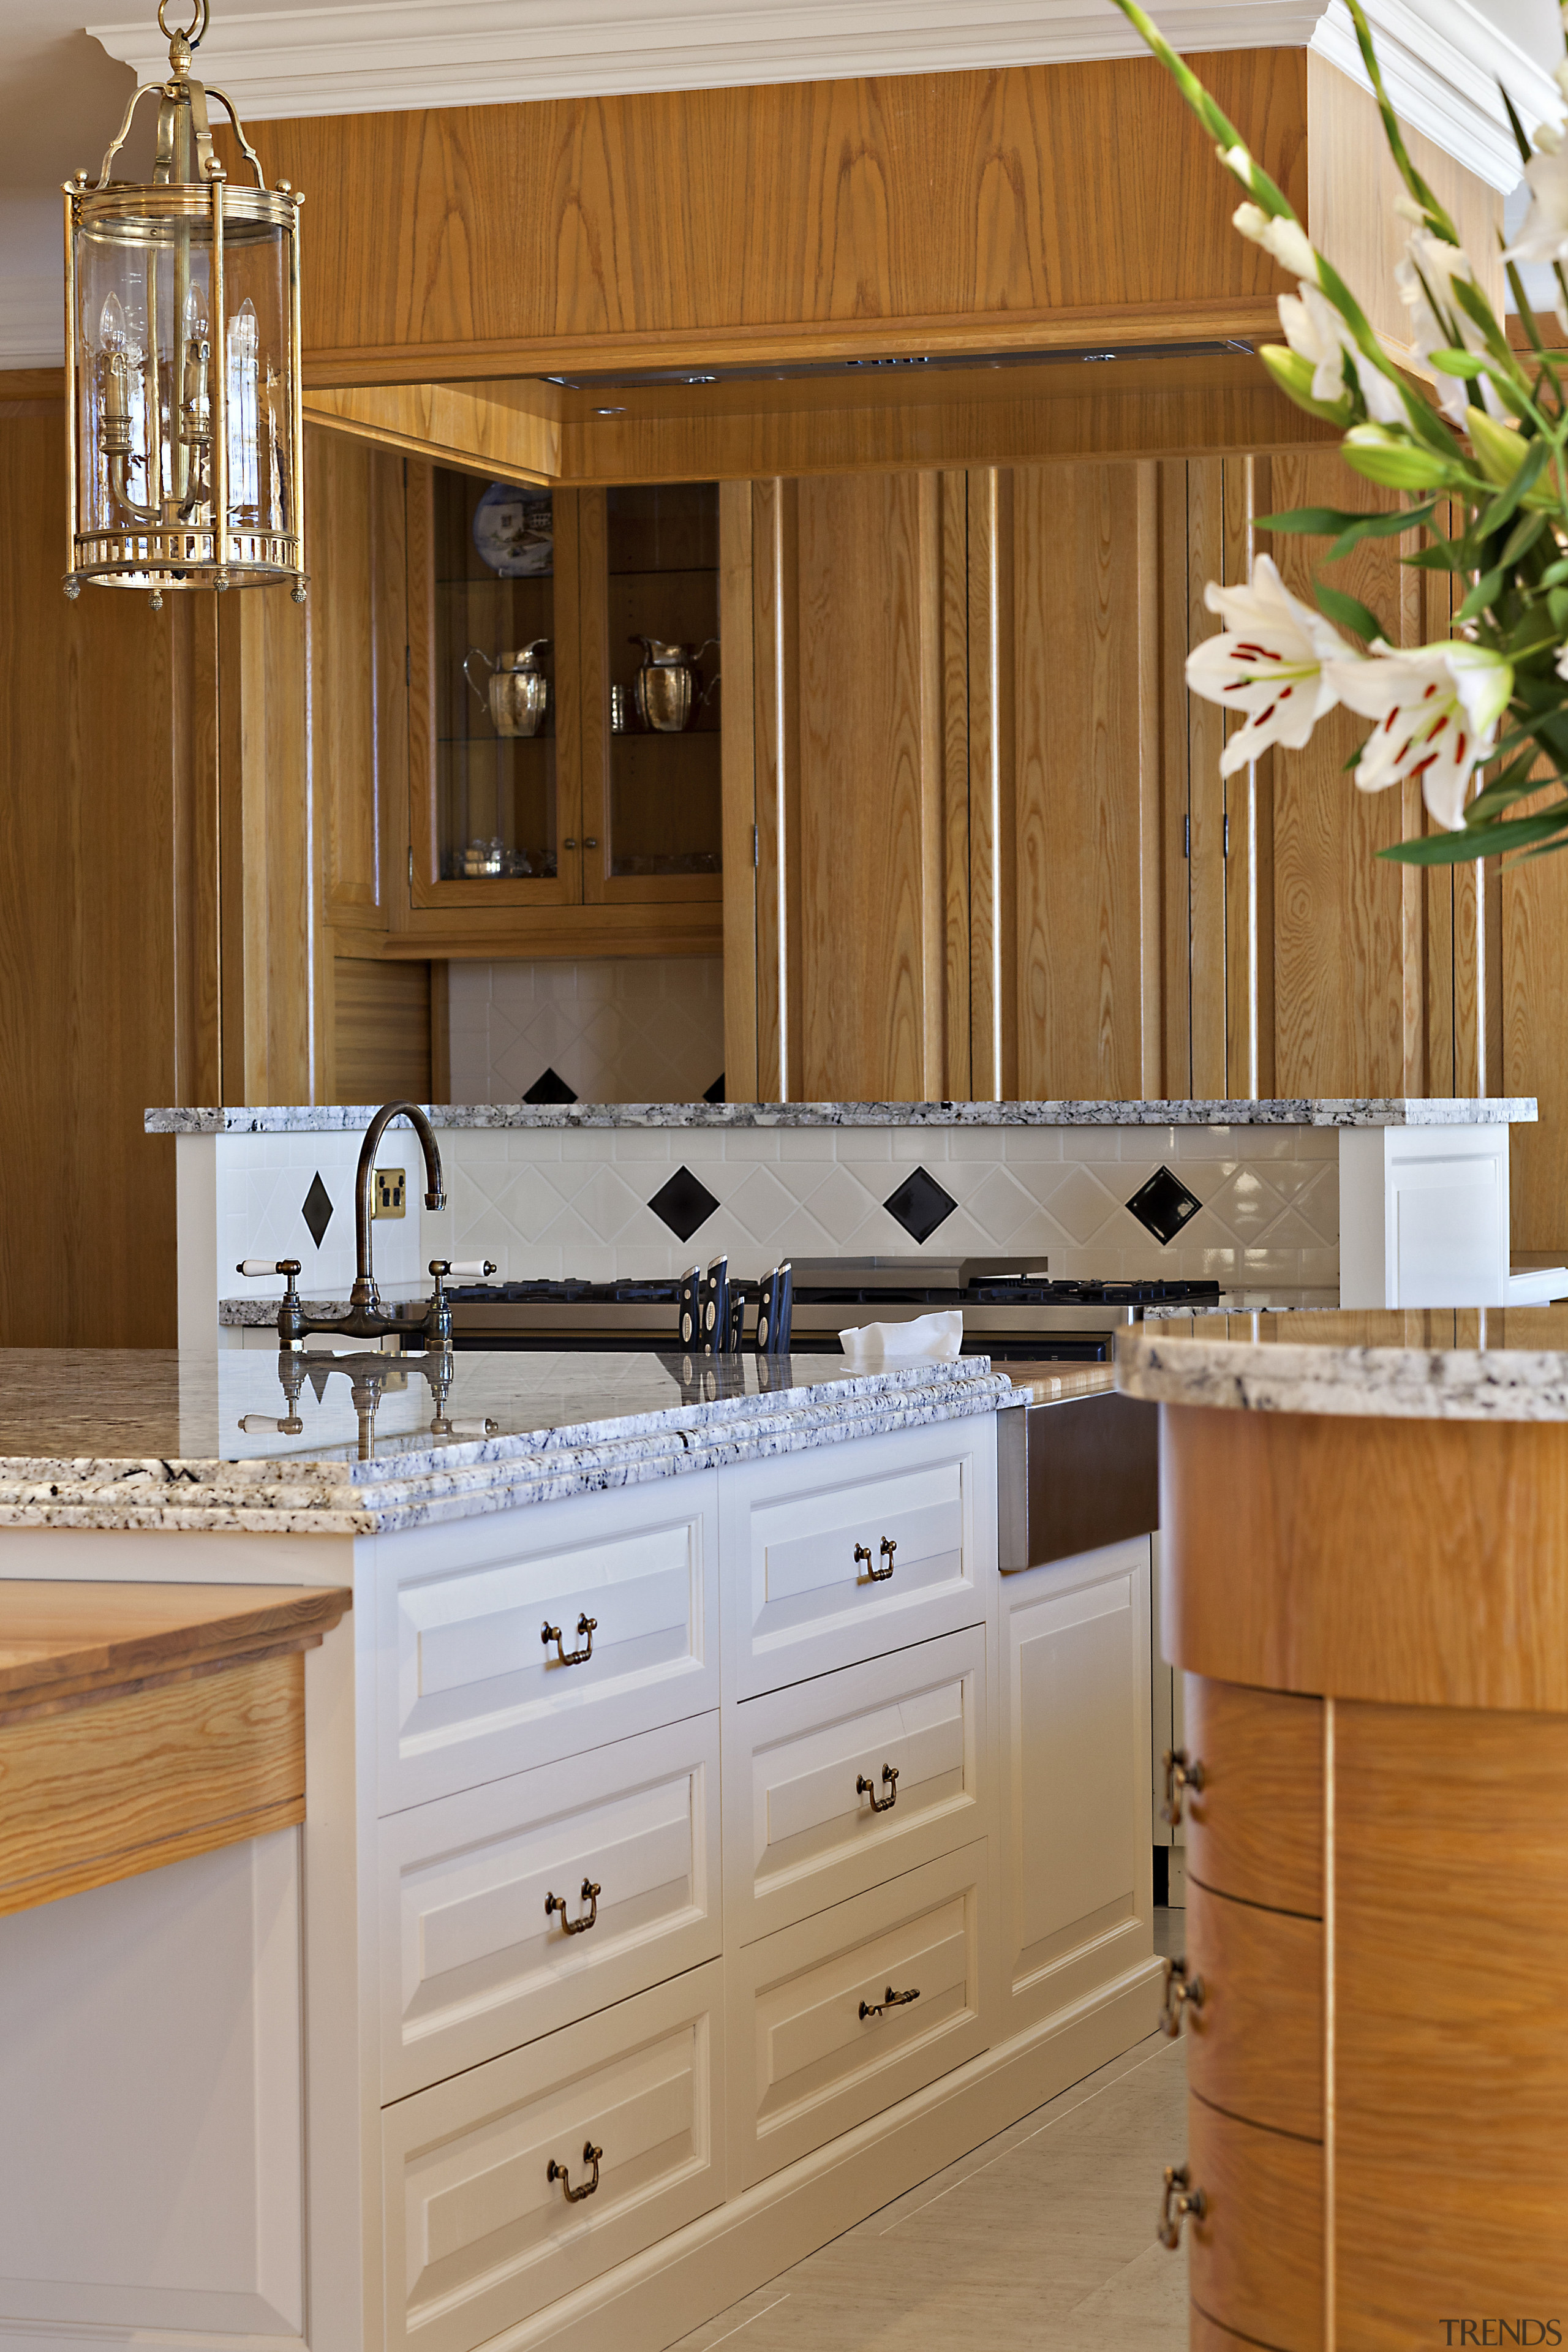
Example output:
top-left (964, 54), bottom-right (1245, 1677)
top-left (308, 426), bottom-right (407, 936)
top-left (743, 470), bottom-right (967, 1101)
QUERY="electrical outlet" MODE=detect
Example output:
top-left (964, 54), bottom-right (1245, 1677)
top-left (374, 1167), bottom-right (407, 1218)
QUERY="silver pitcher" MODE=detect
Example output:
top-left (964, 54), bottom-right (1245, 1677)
top-left (464, 639), bottom-right (550, 737)
top-left (630, 635), bottom-right (718, 734)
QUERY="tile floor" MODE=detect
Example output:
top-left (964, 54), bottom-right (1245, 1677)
top-left (671, 1912), bottom-right (1188, 2352)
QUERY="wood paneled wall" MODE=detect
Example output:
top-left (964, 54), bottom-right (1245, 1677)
top-left (253, 50), bottom-right (1308, 385)
top-left (333, 957), bottom-right (432, 1103)
top-left (748, 472), bottom-right (963, 1101)
top-left (0, 404), bottom-right (217, 1346)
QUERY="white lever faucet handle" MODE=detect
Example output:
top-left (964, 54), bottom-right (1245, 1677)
top-left (447, 1260), bottom-right (497, 1278)
top-left (238, 1259), bottom-right (279, 1277)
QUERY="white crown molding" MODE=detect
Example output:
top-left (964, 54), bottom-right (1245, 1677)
top-left (1311, 0), bottom-right (1562, 190)
top-left (86, 0), bottom-right (1329, 123)
top-left (0, 274), bottom-right (62, 368)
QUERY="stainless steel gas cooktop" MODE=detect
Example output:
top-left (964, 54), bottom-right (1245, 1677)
top-left (447, 1257), bottom-right (1221, 1362)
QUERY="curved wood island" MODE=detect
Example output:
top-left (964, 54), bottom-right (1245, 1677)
top-left (1121, 1313), bottom-right (1568, 2350)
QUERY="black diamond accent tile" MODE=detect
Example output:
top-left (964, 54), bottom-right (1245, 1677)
top-left (524, 1065), bottom-right (578, 1104)
top-left (883, 1165), bottom-right (957, 1246)
top-left (704, 1072), bottom-right (726, 1104)
top-left (1125, 1164), bottom-right (1202, 1247)
top-left (648, 1164), bottom-right (720, 1243)
top-left (301, 1172), bottom-right (334, 1249)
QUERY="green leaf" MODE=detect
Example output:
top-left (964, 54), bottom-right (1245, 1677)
top-left (1550, 587), bottom-right (1568, 631)
top-left (1403, 541), bottom-right (1472, 573)
top-left (1313, 580), bottom-right (1388, 643)
top-left (1457, 566), bottom-right (1507, 622)
top-left (1449, 274), bottom-right (1512, 361)
top-left (1380, 804), bottom-right (1568, 865)
top-left (1478, 435), bottom-right (1552, 537)
top-left (1502, 510), bottom-right (1550, 566)
top-left (1499, 82), bottom-right (1536, 174)
top-left (1540, 559), bottom-right (1568, 587)
top-left (1254, 507), bottom-right (1371, 538)
top-left (1428, 348), bottom-right (1491, 379)
top-left (1466, 745), bottom-right (1548, 820)
top-left (1325, 501), bottom-right (1439, 563)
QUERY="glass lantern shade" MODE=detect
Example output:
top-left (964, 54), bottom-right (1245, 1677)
top-left (62, 12), bottom-right (305, 603)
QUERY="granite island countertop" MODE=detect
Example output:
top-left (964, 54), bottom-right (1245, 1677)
top-left (1118, 1303), bottom-right (1568, 1421)
top-left (0, 1348), bottom-right (1014, 1536)
top-left (146, 1098), bottom-right (1537, 1133)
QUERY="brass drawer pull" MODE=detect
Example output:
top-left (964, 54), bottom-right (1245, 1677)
top-left (856, 1763), bottom-right (900, 1814)
top-left (548, 2140), bottom-right (603, 2203)
top-left (854, 1537), bottom-right (896, 1583)
top-left (542, 1613), bottom-right (597, 1667)
top-left (545, 1877), bottom-right (601, 1936)
top-left (1161, 1746), bottom-right (1205, 1826)
top-left (1157, 2162), bottom-right (1207, 2249)
top-left (1159, 1957), bottom-right (1205, 2038)
top-left (859, 1983), bottom-right (920, 2021)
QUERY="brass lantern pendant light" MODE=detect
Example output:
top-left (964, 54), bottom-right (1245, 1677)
top-left (62, 0), bottom-right (305, 607)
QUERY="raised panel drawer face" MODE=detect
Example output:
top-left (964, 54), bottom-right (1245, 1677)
top-left (1184, 1879), bottom-right (1323, 2143)
top-left (727, 1840), bottom-right (990, 2192)
top-left (1186, 2094), bottom-right (1323, 2352)
top-left (378, 1476), bottom-right (720, 1811)
top-left (379, 1714), bottom-right (722, 2100)
top-left (383, 1961), bottom-right (723, 2352)
top-left (725, 1625), bottom-right (989, 1947)
top-left (1183, 1676), bottom-right (1324, 1918)
top-left (723, 1419), bottom-right (995, 1702)
top-left (1001, 1542), bottom-right (1154, 2030)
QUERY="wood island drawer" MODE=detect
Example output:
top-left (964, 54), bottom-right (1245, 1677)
top-left (1183, 1677), bottom-right (1324, 1918)
top-left (724, 1624), bottom-right (989, 1946)
top-left (1183, 1878), bottom-right (1323, 2142)
top-left (1186, 2094), bottom-right (1323, 2352)
top-left (727, 1839), bottom-right (990, 2192)
top-left (377, 1475), bottom-right (719, 1812)
top-left (382, 1961), bottom-right (723, 2352)
top-left (379, 1714), bottom-right (722, 2100)
top-left (721, 1419), bottom-right (995, 1702)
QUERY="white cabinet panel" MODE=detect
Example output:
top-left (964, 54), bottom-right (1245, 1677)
top-left (0, 1830), bottom-right (304, 2344)
top-left (380, 1714), bottom-right (722, 2100)
top-left (721, 1419), bottom-right (995, 1701)
top-left (998, 1538), bottom-right (1153, 2034)
top-left (724, 1625), bottom-right (989, 1947)
top-left (726, 1841), bottom-right (990, 2192)
top-left (383, 1961), bottom-right (723, 2352)
top-left (377, 1475), bottom-right (720, 1811)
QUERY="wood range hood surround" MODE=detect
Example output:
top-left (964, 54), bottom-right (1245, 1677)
top-left (273, 46), bottom-right (1499, 481)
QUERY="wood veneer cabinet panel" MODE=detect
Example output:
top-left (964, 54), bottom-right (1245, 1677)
top-left (782, 470), bottom-right (951, 1101)
top-left (1185, 1879), bottom-right (1322, 2141)
top-left (1259, 453), bottom-right (1411, 1099)
top-left (1183, 1678), bottom-right (1323, 1919)
top-left (1333, 1700), bottom-right (1568, 2343)
top-left (1000, 462), bottom-right (1151, 1100)
top-left (1188, 2095), bottom-right (1322, 2352)
top-left (255, 54), bottom-right (1306, 380)
top-left (1163, 1404), bottom-right (1568, 1711)
top-left (1190, 2309), bottom-right (1298, 2352)
top-left (309, 426), bottom-right (407, 927)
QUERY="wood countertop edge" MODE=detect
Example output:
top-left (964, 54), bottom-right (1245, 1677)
top-left (0, 1582), bottom-right (352, 1716)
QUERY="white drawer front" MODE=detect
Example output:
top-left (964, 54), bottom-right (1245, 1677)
top-left (727, 1841), bottom-right (990, 2191)
top-left (383, 1961), bottom-right (723, 2352)
top-left (380, 1714), bottom-right (722, 2100)
top-left (722, 1418), bottom-right (995, 1700)
top-left (377, 1475), bottom-right (720, 1811)
top-left (725, 1625), bottom-right (989, 1946)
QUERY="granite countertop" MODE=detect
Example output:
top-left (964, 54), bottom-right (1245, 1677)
top-left (1118, 1304), bottom-right (1568, 1422)
top-left (146, 1098), bottom-right (1537, 1134)
top-left (0, 1349), bottom-right (1015, 1536)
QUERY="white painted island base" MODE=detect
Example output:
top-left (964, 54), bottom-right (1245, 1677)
top-left (0, 1412), bottom-right (1160, 2352)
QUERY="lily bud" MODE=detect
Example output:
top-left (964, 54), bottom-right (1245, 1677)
top-left (1259, 342), bottom-right (1355, 425)
top-left (1466, 404), bottom-right (1526, 485)
top-left (1232, 202), bottom-right (1321, 285)
top-left (1341, 424), bottom-right (1454, 491)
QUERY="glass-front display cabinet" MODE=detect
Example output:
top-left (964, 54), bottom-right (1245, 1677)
top-left (408, 463), bottom-right (723, 922)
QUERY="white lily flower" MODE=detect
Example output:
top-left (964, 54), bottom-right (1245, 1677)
top-left (1232, 201), bottom-right (1320, 286)
top-left (1328, 641), bottom-right (1513, 831)
top-left (1396, 230), bottom-right (1504, 424)
top-left (1185, 554), bottom-right (1354, 777)
top-left (1278, 281), bottom-right (1406, 424)
top-left (1504, 138), bottom-right (1568, 330)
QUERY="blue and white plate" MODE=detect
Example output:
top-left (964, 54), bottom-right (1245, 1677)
top-left (472, 483), bottom-right (553, 576)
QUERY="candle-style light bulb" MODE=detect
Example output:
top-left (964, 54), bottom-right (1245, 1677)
top-left (183, 281), bottom-right (207, 339)
top-left (228, 293), bottom-right (260, 517)
top-left (98, 291), bottom-right (126, 355)
top-left (98, 291), bottom-right (130, 433)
